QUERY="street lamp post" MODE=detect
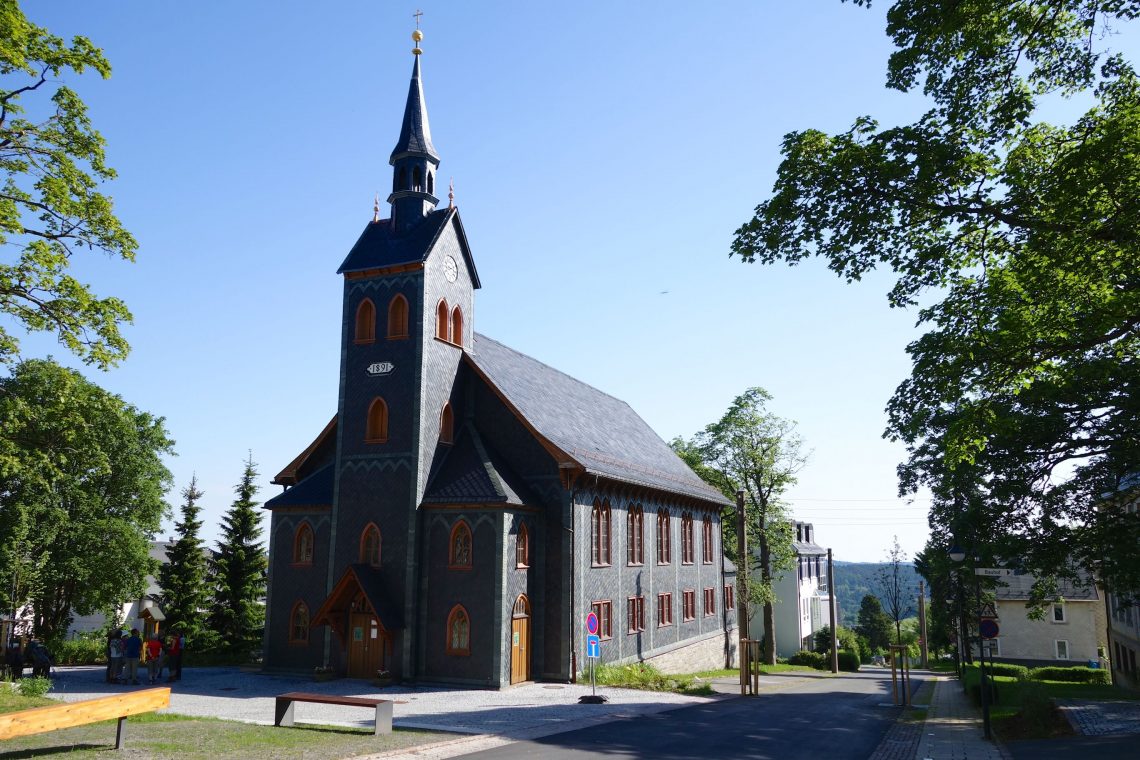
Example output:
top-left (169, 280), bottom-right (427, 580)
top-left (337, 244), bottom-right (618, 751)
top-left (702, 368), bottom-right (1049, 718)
top-left (949, 545), bottom-right (992, 741)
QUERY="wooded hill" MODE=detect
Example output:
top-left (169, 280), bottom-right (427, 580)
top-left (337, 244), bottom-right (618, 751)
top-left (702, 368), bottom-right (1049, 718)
top-left (831, 561), bottom-right (922, 628)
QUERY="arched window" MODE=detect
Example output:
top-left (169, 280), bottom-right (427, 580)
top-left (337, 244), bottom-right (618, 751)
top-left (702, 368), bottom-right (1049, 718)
top-left (293, 522), bottom-right (314, 565)
top-left (657, 509), bottom-right (671, 564)
top-left (446, 605), bottom-right (470, 656)
top-left (451, 306), bottom-right (463, 347)
top-left (591, 499), bottom-right (611, 566)
top-left (366, 397), bottom-right (388, 443)
top-left (427, 172), bottom-right (434, 195)
top-left (440, 402), bottom-right (454, 444)
top-left (413, 166), bottom-right (423, 192)
top-left (516, 523), bottom-right (530, 568)
top-left (435, 299), bottom-right (450, 342)
top-left (354, 298), bottom-right (375, 343)
top-left (627, 504), bottom-right (644, 565)
top-left (398, 167), bottom-right (407, 190)
top-left (359, 523), bottom-right (381, 567)
top-left (387, 294), bottom-right (409, 339)
top-left (289, 601), bottom-right (309, 644)
top-left (681, 513), bottom-right (694, 564)
top-left (703, 518), bottom-right (714, 564)
top-left (449, 520), bottom-right (473, 569)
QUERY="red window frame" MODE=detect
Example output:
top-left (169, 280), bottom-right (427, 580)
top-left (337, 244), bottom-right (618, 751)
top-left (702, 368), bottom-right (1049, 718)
top-left (354, 298), bottom-right (375, 343)
top-left (293, 522), bottom-right (314, 565)
top-left (627, 505), bottom-right (643, 566)
top-left (682, 589), bottom-right (695, 622)
top-left (681, 513), bottom-right (694, 564)
top-left (446, 605), bottom-right (471, 656)
top-left (387, 294), bottom-right (409, 339)
top-left (627, 596), bottom-right (645, 633)
top-left (288, 601), bottom-right (309, 644)
top-left (704, 587), bottom-right (716, 616)
top-left (702, 518), bottom-right (714, 564)
top-left (657, 592), bottom-right (673, 627)
top-left (592, 499), bottom-right (611, 566)
top-left (516, 523), bottom-right (530, 568)
top-left (591, 600), bottom-right (613, 640)
top-left (657, 509), bottom-right (671, 565)
top-left (449, 520), bottom-right (473, 569)
top-left (725, 584), bottom-right (735, 612)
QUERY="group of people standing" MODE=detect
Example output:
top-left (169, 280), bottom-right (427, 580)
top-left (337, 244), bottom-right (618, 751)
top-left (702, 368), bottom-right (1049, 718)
top-left (106, 628), bottom-right (184, 685)
top-left (3, 638), bottom-right (53, 679)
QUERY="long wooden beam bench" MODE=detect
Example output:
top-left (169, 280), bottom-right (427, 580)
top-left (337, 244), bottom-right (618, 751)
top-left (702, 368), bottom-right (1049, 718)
top-left (274, 691), bottom-right (392, 735)
top-left (0, 686), bottom-right (171, 750)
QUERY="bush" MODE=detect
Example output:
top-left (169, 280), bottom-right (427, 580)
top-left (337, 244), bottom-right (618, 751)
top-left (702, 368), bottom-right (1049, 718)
top-left (17, 677), bottom-right (52, 698)
top-left (54, 633), bottom-right (106, 665)
top-left (1030, 666), bottom-right (1110, 684)
top-left (787, 650), bottom-right (828, 670)
top-left (985, 663), bottom-right (1029, 679)
top-left (968, 677), bottom-right (999, 705)
top-left (837, 650), bottom-right (860, 672)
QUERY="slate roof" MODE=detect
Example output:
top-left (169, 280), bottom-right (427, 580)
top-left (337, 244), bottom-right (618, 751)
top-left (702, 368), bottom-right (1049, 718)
top-left (390, 55), bottom-right (438, 163)
top-left (994, 569), bottom-right (1100, 602)
top-left (423, 423), bottom-right (538, 506)
top-left (338, 209), bottom-right (451, 274)
top-left (792, 540), bottom-right (827, 557)
top-left (466, 334), bottom-right (729, 506)
top-left (264, 462), bottom-right (334, 509)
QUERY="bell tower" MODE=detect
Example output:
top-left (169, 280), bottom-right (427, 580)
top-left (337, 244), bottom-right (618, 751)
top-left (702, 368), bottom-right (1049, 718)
top-left (388, 27), bottom-right (440, 232)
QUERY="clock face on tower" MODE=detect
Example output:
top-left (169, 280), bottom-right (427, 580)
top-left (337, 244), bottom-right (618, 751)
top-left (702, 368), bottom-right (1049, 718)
top-left (443, 255), bottom-right (458, 283)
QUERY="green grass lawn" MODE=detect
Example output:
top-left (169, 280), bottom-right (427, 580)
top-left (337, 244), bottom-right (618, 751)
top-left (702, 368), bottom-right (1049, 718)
top-left (0, 690), bottom-right (450, 759)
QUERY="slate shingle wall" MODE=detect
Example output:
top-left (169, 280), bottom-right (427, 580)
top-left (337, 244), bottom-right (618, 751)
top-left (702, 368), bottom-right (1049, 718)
top-left (263, 510), bottom-right (332, 669)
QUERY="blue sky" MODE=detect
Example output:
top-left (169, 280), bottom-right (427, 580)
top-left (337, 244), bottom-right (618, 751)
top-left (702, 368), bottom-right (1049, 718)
top-left (15, 0), bottom-right (1059, 563)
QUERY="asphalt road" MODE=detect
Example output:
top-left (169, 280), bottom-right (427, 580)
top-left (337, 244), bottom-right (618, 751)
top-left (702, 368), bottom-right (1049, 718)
top-left (462, 670), bottom-right (924, 760)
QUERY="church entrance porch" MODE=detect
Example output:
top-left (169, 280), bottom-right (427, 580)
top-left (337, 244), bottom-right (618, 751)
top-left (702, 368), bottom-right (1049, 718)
top-left (510, 595), bottom-right (531, 684)
top-left (311, 564), bottom-right (402, 679)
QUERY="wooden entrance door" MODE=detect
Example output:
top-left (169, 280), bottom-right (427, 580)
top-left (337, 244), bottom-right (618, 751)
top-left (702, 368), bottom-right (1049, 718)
top-left (347, 614), bottom-right (386, 678)
top-left (510, 595), bottom-right (531, 684)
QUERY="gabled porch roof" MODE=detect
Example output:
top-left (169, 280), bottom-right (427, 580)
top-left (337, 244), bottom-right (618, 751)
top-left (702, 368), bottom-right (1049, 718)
top-left (310, 564), bottom-right (404, 644)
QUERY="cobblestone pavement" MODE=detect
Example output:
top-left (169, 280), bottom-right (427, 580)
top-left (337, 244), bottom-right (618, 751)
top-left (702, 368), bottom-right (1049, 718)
top-left (1057, 698), bottom-right (1140, 736)
top-left (909, 676), bottom-right (1008, 760)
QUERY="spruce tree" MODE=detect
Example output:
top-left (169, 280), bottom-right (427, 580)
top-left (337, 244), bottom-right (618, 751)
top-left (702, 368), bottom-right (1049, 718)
top-left (158, 476), bottom-right (209, 643)
top-left (210, 456), bottom-right (266, 655)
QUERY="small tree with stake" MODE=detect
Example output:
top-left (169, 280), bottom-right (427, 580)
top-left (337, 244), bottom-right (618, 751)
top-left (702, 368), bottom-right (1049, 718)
top-left (877, 536), bottom-right (910, 644)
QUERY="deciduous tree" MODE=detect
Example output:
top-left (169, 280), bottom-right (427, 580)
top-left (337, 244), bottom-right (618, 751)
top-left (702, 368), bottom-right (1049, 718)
top-left (877, 536), bottom-right (910, 644)
top-left (672, 387), bottom-right (807, 664)
top-left (0, 359), bottom-right (172, 642)
top-left (0, 0), bottom-right (138, 369)
top-left (731, 0), bottom-right (1140, 593)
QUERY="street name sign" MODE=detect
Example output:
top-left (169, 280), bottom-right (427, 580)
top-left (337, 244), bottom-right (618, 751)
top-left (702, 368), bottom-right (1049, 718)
top-left (974, 568), bottom-right (1013, 577)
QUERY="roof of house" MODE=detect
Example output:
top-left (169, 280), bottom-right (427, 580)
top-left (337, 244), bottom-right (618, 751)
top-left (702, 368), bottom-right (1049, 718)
top-left (264, 462), bottom-right (334, 509)
top-left (466, 334), bottom-right (729, 506)
top-left (423, 423), bottom-right (538, 506)
top-left (993, 570), bottom-right (1100, 602)
top-left (336, 206), bottom-right (481, 287)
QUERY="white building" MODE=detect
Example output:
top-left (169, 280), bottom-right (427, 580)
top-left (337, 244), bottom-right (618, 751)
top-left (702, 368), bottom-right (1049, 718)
top-left (66, 542), bottom-right (171, 637)
top-left (1105, 474), bottom-right (1140, 689)
top-left (750, 521), bottom-right (833, 658)
top-left (984, 569), bottom-right (1106, 668)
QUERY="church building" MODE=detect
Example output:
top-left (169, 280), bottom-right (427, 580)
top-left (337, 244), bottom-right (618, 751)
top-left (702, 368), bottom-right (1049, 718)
top-left (262, 30), bottom-right (737, 687)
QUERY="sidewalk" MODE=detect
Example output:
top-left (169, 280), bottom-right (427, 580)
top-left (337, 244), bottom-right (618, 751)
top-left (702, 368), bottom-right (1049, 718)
top-left (913, 676), bottom-right (1007, 760)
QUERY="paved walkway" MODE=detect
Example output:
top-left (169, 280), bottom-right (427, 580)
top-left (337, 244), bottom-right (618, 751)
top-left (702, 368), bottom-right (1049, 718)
top-left (913, 676), bottom-right (1008, 760)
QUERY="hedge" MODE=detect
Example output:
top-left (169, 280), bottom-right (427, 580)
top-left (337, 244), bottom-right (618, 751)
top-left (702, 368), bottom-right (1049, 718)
top-left (787, 650), bottom-right (828, 669)
top-left (1029, 666), bottom-right (1110, 684)
top-left (984, 663), bottom-right (1029, 679)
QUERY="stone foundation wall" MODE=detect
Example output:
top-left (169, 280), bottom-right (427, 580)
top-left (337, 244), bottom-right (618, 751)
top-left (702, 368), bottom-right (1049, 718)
top-left (614, 627), bottom-right (738, 674)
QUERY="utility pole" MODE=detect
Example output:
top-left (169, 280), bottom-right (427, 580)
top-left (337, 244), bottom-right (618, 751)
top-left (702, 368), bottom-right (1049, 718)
top-left (827, 548), bottom-right (838, 673)
top-left (918, 580), bottom-right (929, 668)
top-left (736, 490), bottom-right (748, 695)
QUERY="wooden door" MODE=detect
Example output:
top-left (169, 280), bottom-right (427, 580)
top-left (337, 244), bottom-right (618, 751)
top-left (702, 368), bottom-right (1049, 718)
top-left (510, 595), bottom-right (531, 684)
top-left (347, 614), bottom-right (386, 678)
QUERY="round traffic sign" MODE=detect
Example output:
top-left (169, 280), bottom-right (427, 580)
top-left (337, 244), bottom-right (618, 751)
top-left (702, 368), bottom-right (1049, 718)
top-left (586, 612), bottom-right (599, 635)
top-left (979, 618), bottom-right (1000, 639)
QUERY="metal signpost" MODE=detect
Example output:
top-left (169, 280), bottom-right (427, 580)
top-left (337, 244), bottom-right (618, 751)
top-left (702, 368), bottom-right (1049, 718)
top-left (580, 612), bottom-right (606, 703)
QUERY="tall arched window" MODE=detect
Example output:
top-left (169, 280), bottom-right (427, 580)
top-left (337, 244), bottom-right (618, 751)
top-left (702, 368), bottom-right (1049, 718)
top-left (703, 518), bottom-right (714, 564)
top-left (446, 605), bottom-right (470, 655)
top-left (359, 523), bottom-right (381, 567)
top-left (413, 166), bottom-right (423, 192)
top-left (449, 520), bottom-right (473, 569)
top-left (387, 294), bottom-right (409, 339)
top-left (435, 299), bottom-right (450, 342)
top-left (398, 167), bottom-right (407, 190)
top-left (627, 505), bottom-right (644, 565)
top-left (366, 397), bottom-right (388, 443)
top-left (289, 601), bottom-right (309, 644)
top-left (591, 499), bottom-right (611, 566)
top-left (657, 509), bottom-right (671, 564)
top-left (451, 306), bottom-right (464, 347)
top-left (440, 402), bottom-right (454, 444)
top-left (354, 298), bottom-right (375, 343)
top-left (681, 513), bottom-right (695, 564)
top-left (516, 523), bottom-right (530, 568)
top-left (293, 522), bottom-right (314, 565)
top-left (427, 172), bottom-right (435, 195)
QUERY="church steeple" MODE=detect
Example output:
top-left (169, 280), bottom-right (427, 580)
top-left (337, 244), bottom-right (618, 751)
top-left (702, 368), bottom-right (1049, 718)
top-left (388, 28), bottom-right (440, 232)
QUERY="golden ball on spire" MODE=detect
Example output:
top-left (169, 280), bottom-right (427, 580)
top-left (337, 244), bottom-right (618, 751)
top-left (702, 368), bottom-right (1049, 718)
top-left (412, 29), bottom-right (423, 42)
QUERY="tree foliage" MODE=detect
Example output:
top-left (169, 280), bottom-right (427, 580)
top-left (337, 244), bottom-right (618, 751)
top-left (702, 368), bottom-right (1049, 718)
top-left (0, 0), bottom-right (137, 369)
top-left (158, 475), bottom-right (209, 642)
top-left (856, 593), bottom-right (894, 652)
top-left (210, 456), bottom-right (266, 655)
top-left (732, 0), bottom-right (1140, 593)
top-left (0, 358), bottom-right (172, 642)
top-left (876, 535), bottom-right (911, 643)
top-left (672, 387), bottom-right (807, 664)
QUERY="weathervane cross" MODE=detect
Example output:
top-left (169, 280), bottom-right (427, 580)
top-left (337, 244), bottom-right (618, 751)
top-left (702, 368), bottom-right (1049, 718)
top-left (413, 9), bottom-right (423, 29)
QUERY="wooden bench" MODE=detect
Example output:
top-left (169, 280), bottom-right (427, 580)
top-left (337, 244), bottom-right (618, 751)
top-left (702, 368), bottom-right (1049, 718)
top-left (274, 691), bottom-right (392, 735)
top-left (0, 686), bottom-right (170, 750)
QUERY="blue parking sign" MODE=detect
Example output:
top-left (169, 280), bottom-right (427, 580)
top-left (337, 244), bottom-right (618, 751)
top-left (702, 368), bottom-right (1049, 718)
top-left (586, 633), bottom-right (600, 658)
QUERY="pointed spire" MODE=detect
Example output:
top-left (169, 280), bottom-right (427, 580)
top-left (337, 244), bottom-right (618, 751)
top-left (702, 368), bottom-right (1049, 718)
top-left (373, 193), bottom-right (380, 223)
top-left (389, 45), bottom-right (438, 166)
top-left (448, 178), bottom-right (454, 208)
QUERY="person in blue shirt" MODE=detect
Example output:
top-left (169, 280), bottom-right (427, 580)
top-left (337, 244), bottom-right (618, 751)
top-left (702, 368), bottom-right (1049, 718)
top-left (123, 629), bottom-right (143, 685)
